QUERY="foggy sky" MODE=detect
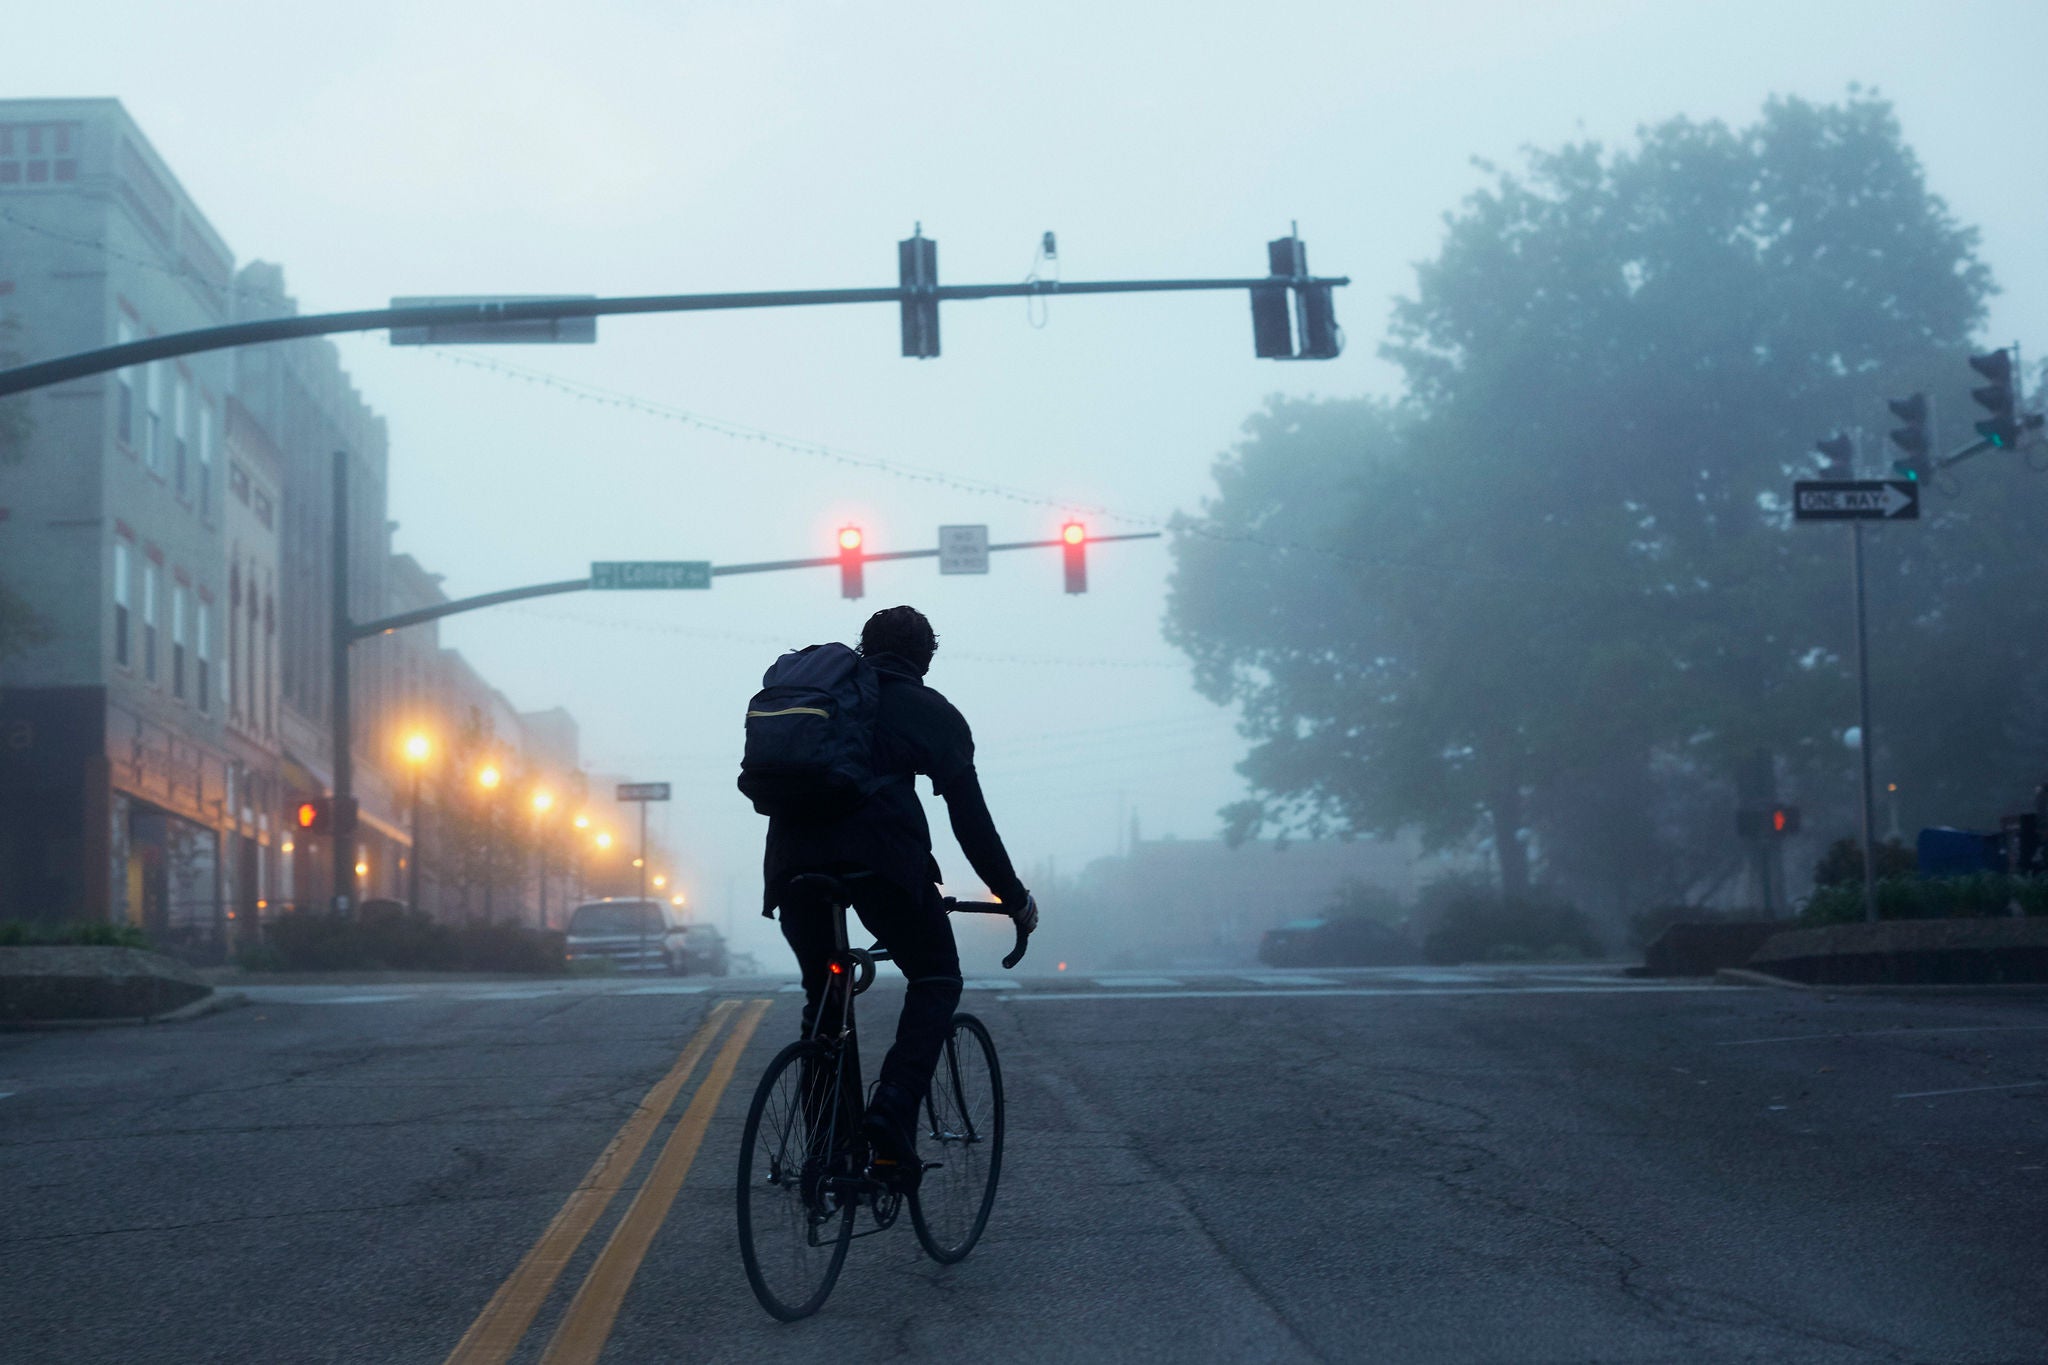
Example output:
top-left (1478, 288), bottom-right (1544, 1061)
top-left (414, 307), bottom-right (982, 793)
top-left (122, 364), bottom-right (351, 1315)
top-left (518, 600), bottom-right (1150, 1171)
top-left (17, 0), bottom-right (2048, 958)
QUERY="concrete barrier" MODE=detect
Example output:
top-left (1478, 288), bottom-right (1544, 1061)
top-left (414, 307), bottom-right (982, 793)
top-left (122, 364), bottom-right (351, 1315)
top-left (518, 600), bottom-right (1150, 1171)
top-left (0, 946), bottom-right (213, 1022)
top-left (1748, 918), bottom-right (2048, 986)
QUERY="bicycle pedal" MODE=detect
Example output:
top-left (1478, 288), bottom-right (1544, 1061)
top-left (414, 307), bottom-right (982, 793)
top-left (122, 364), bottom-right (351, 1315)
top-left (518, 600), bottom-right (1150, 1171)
top-left (921, 1161), bottom-right (943, 1171)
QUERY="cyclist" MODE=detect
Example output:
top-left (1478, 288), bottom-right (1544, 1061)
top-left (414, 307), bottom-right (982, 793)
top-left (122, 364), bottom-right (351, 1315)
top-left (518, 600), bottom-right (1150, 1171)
top-left (762, 606), bottom-right (1037, 1186)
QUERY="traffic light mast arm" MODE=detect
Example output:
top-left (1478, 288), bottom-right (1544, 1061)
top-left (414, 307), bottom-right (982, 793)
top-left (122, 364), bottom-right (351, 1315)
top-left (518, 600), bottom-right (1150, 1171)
top-left (342, 531), bottom-right (1161, 635)
top-left (0, 275), bottom-right (1350, 399)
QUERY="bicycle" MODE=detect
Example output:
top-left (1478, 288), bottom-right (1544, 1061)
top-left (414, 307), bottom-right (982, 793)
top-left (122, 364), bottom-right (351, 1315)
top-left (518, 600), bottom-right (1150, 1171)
top-left (736, 874), bottom-right (1031, 1321)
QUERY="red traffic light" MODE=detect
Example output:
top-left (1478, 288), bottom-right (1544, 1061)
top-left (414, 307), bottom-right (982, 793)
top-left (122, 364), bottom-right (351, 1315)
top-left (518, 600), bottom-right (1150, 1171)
top-left (837, 526), bottom-right (865, 599)
top-left (1061, 522), bottom-right (1087, 594)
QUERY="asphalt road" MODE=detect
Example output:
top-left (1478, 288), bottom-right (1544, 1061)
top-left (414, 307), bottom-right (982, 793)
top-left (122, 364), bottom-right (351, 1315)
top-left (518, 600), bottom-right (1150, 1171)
top-left (3, 964), bottom-right (2045, 1363)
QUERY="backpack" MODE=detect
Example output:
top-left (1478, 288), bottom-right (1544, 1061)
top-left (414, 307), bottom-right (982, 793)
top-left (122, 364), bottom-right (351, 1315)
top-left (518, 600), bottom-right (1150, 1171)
top-left (737, 643), bottom-right (888, 818)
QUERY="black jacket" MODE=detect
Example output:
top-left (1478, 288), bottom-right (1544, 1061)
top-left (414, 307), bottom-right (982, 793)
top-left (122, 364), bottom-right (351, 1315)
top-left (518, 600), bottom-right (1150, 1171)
top-left (762, 653), bottom-right (1027, 913)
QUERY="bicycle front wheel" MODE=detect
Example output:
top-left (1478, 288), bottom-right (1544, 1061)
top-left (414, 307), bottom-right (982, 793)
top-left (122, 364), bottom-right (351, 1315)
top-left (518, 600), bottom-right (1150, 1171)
top-left (909, 1012), bottom-right (1005, 1263)
top-left (736, 1039), bottom-right (855, 1320)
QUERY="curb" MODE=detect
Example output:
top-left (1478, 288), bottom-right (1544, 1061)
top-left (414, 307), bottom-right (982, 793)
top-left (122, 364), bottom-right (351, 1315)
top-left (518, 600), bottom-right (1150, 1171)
top-left (0, 989), bottom-right (249, 1032)
top-left (1713, 966), bottom-right (2048, 997)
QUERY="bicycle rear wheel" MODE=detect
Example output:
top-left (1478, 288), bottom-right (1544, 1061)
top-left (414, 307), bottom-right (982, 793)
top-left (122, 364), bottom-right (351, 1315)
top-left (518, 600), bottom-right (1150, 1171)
top-left (737, 1039), bottom-right (855, 1320)
top-left (909, 1012), bottom-right (1004, 1263)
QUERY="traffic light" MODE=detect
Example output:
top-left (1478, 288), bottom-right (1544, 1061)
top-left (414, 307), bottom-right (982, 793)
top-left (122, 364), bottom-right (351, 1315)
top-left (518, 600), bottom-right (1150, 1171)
top-left (1251, 234), bottom-right (1341, 360)
top-left (1298, 283), bottom-right (1342, 360)
top-left (1736, 805), bottom-right (1801, 838)
top-left (294, 796), bottom-right (356, 836)
top-left (1061, 521), bottom-right (1087, 594)
top-left (1969, 348), bottom-right (2017, 447)
top-left (1251, 236), bottom-right (1300, 358)
top-left (1814, 433), bottom-right (1855, 479)
top-left (837, 525), bottom-right (865, 599)
top-left (898, 230), bottom-right (939, 359)
top-left (1887, 392), bottom-right (1931, 480)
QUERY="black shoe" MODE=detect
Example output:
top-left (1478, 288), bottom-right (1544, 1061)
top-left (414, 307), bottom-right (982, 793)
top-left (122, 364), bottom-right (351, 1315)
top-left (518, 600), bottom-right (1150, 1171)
top-left (862, 1081), bottom-right (921, 1190)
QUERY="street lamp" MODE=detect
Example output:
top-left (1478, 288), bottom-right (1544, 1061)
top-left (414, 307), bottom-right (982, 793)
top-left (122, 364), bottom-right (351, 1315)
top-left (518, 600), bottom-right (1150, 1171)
top-left (478, 764), bottom-right (502, 922)
top-left (652, 874), bottom-right (666, 889)
top-left (531, 788), bottom-right (554, 930)
top-left (403, 733), bottom-right (430, 914)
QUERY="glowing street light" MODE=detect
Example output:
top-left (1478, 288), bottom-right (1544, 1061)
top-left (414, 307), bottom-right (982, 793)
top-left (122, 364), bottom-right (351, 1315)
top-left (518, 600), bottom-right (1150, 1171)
top-left (595, 831), bottom-right (613, 850)
top-left (532, 789), bottom-right (554, 814)
top-left (478, 764), bottom-right (501, 790)
top-left (573, 813), bottom-right (590, 830)
top-left (403, 733), bottom-right (431, 764)
top-left (652, 874), bottom-right (667, 889)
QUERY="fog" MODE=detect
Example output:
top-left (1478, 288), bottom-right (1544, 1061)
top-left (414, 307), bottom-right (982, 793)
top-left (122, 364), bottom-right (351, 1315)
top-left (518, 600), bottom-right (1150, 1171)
top-left (13, 0), bottom-right (2048, 966)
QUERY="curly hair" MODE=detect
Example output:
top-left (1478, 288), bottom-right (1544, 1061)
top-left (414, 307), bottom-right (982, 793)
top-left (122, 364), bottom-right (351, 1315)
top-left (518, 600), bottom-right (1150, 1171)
top-left (858, 605), bottom-right (939, 674)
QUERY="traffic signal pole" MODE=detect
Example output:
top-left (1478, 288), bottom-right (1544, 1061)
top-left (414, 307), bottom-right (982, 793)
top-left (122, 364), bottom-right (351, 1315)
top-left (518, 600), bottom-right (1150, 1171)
top-left (331, 449), bottom-right (356, 915)
top-left (1850, 517), bottom-right (1880, 924)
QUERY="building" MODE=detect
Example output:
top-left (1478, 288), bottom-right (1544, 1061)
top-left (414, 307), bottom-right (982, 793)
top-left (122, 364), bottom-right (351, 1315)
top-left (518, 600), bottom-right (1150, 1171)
top-left (0, 98), bottom-right (592, 952)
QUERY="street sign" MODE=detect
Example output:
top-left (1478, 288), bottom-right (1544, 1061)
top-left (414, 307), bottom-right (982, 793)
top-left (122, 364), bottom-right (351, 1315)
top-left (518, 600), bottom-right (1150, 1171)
top-left (590, 561), bottom-right (712, 590)
top-left (1792, 480), bottom-right (1920, 522)
top-left (938, 525), bottom-right (990, 575)
top-left (616, 782), bottom-right (671, 802)
top-left (389, 296), bottom-right (598, 345)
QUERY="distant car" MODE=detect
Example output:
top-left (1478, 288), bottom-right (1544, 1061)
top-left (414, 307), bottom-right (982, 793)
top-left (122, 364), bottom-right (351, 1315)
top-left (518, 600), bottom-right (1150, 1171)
top-left (675, 923), bottom-right (729, 977)
top-left (564, 899), bottom-right (688, 974)
top-left (1259, 915), bottom-right (1417, 968)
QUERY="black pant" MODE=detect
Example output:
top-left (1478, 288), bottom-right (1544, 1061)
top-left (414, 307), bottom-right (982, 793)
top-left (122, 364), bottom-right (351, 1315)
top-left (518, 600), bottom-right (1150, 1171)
top-left (779, 874), bottom-right (962, 1105)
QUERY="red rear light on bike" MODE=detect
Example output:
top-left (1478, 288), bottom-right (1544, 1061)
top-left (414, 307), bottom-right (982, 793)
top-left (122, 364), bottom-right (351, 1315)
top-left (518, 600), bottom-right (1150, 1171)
top-left (829, 961), bottom-right (844, 975)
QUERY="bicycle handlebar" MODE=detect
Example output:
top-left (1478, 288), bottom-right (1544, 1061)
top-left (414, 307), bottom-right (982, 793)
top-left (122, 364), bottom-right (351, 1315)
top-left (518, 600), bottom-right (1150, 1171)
top-left (943, 897), bottom-right (1032, 970)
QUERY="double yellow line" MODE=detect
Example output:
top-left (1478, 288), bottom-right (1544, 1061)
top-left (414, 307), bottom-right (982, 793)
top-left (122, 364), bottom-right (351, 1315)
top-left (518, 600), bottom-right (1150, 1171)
top-left (445, 997), bottom-right (772, 1365)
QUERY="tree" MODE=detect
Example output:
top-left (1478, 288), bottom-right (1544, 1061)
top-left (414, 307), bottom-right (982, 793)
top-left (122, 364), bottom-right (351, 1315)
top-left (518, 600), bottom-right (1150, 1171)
top-left (1169, 92), bottom-right (2009, 922)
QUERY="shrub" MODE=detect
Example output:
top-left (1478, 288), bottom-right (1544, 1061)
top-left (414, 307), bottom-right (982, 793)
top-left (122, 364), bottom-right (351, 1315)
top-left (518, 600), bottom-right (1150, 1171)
top-left (1419, 879), bottom-right (1603, 964)
top-left (1813, 837), bottom-right (1916, 888)
top-left (257, 905), bottom-right (564, 974)
top-left (0, 920), bottom-right (151, 948)
top-left (1801, 873), bottom-right (2048, 925)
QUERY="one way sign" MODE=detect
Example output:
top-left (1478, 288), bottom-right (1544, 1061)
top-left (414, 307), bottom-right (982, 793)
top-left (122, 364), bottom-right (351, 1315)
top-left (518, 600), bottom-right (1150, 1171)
top-left (1793, 480), bottom-right (1920, 522)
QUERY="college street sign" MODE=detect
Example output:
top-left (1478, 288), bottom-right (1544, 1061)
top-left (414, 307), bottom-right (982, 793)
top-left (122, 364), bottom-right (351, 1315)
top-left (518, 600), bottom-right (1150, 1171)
top-left (1792, 480), bottom-right (1920, 522)
top-left (590, 561), bottom-right (713, 590)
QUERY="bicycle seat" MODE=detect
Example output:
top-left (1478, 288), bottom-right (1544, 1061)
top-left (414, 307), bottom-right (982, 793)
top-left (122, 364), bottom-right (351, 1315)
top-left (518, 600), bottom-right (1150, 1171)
top-left (785, 872), bottom-right (854, 907)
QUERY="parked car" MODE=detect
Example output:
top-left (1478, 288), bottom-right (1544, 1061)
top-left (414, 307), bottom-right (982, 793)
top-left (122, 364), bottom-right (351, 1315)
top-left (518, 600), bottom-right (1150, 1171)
top-left (1259, 915), bottom-right (1418, 968)
top-left (564, 899), bottom-right (687, 974)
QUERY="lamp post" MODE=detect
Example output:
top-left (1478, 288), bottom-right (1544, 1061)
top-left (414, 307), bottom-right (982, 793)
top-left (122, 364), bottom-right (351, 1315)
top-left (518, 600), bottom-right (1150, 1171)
top-left (531, 789), bottom-right (554, 930)
top-left (573, 814), bottom-right (591, 901)
top-left (403, 733), bottom-right (430, 915)
top-left (478, 764), bottom-right (502, 923)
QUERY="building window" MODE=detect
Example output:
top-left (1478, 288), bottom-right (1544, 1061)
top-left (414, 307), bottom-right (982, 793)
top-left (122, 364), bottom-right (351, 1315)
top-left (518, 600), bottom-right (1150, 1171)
top-left (196, 402), bottom-right (214, 514)
top-left (115, 318), bottom-right (138, 448)
top-left (171, 584), bottom-right (187, 701)
top-left (196, 601), bottom-right (211, 714)
top-left (172, 376), bottom-right (189, 498)
top-left (143, 564), bottom-right (159, 682)
top-left (144, 363), bottom-right (164, 474)
top-left (112, 542), bottom-right (131, 668)
top-left (253, 489), bottom-right (273, 529)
